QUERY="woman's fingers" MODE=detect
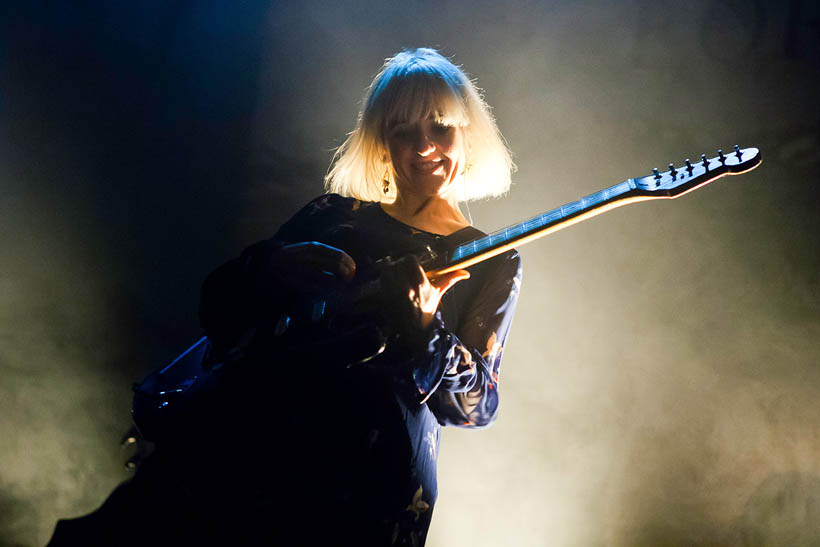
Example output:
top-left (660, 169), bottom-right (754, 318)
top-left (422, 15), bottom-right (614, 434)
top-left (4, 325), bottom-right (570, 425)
top-left (271, 242), bottom-right (357, 291)
top-left (392, 255), bottom-right (425, 286)
top-left (428, 269), bottom-right (470, 294)
top-left (287, 242), bottom-right (356, 279)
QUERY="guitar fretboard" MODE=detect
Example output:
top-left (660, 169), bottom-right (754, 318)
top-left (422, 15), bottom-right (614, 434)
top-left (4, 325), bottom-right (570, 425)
top-left (450, 179), bottom-right (636, 263)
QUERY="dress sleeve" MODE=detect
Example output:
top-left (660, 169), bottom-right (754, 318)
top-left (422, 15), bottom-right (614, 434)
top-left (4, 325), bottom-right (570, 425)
top-left (406, 251), bottom-right (523, 428)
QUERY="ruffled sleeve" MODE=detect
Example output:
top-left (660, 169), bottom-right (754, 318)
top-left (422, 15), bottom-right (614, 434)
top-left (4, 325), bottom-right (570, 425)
top-left (405, 251), bottom-right (522, 428)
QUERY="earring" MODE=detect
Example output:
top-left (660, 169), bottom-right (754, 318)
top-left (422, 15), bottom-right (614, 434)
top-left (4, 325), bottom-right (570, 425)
top-left (382, 167), bottom-right (390, 194)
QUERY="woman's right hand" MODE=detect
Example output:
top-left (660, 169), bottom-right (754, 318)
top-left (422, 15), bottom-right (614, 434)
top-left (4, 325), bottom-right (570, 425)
top-left (265, 241), bottom-right (356, 293)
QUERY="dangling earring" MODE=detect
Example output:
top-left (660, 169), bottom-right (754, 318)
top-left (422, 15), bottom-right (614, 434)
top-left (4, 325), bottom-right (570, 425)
top-left (382, 166), bottom-right (390, 194)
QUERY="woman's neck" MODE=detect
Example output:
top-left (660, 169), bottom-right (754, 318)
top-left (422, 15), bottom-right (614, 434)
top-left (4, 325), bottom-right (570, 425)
top-left (381, 193), bottom-right (470, 235)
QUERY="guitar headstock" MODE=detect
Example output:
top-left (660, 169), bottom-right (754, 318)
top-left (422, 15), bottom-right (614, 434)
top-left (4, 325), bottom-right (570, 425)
top-left (634, 145), bottom-right (761, 197)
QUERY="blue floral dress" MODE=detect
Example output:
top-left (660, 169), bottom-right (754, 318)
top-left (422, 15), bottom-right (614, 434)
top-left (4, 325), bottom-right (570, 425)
top-left (196, 193), bottom-right (522, 545)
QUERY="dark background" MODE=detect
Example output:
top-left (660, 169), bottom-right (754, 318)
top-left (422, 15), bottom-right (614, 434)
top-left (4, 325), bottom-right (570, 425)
top-left (1, 1), bottom-right (819, 545)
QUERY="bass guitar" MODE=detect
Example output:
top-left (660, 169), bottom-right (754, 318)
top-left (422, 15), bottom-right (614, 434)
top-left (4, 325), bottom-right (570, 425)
top-left (132, 145), bottom-right (762, 442)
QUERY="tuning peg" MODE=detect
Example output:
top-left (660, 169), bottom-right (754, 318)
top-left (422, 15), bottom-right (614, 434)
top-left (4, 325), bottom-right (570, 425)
top-left (701, 154), bottom-right (708, 169)
top-left (652, 167), bottom-right (661, 180)
top-left (668, 163), bottom-right (677, 179)
top-left (718, 149), bottom-right (726, 163)
top-left (685, 158), bottom-right (693, 174)
top-left (734, 144), bottom-right (742, 159)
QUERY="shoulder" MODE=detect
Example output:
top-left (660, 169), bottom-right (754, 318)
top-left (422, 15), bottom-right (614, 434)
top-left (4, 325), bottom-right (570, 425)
top-left (293, 193), bottom-right (365, 217)
top-left (453, 236), bottom-right (522, 305)
top-left (484, 248), bottom-right (523, 288)
top-left (274, 193), bottom-right (372, 242)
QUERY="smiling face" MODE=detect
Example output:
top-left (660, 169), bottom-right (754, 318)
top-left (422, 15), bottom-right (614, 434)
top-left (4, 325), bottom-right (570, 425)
top-left (386, 115), bottom-right (466, 200)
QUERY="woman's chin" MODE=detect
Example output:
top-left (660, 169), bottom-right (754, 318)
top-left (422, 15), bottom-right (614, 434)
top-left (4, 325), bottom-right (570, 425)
top-left (395, 170), bottom-right (460, 201)
top-left (416, 180), bottom-right (449, 199)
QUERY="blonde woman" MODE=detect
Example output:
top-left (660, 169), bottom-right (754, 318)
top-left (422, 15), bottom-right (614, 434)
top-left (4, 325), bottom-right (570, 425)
top-left (50, 48), bottom-right (522, 547)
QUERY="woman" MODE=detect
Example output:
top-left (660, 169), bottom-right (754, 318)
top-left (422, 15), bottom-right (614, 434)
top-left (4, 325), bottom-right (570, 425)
top-left (50, 48), bottom-right (521, 546)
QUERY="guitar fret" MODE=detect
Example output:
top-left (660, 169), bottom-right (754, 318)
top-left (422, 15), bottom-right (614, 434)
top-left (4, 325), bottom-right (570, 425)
top-left (544, 209), bottom-right (561, 223)
top-left (562, 200), bottom-right (584, 215)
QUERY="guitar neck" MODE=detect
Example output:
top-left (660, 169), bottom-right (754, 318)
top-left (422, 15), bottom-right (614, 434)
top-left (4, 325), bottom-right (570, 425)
top-left (427, 179), bottom-right (640, 276)
top-left (425, 145), bottom-right (762, 277)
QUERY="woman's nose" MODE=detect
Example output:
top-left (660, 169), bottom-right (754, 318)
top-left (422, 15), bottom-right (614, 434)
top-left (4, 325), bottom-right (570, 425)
top-left (414, 130), bottom-right (436, 156)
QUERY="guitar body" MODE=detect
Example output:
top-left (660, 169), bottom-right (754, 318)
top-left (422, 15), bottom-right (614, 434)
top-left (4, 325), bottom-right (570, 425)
top-left (132, 287), bottom-right (391, 442)
top-left (132, 336), bottom-right (212, 443)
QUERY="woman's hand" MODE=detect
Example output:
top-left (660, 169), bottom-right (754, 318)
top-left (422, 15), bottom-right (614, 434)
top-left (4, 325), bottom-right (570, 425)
top-left (418, 269), bottom-right (471, 328)
top-left (381, 256), bottom-right (470, 332)
top-left (265, 241), bottom-right (356, 293)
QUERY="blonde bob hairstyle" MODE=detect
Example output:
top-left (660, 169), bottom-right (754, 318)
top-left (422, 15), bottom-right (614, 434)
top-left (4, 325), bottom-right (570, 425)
top-left (325, 48), bottom-right (514, 205)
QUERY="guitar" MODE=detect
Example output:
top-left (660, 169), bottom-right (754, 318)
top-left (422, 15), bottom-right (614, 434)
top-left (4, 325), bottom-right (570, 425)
top-left (132, 146), bottom-right (762, 441)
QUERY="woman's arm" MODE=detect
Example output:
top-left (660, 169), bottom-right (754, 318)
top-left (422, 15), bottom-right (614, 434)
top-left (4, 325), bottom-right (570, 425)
top-left (404, 251), bottom-right (523, 428)
top-left (199, 195), bottom-right (357, 360)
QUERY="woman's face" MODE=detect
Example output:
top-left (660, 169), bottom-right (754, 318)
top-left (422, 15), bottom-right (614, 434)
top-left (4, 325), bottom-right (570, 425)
top-left (385, 116), bottom-right (465, 199)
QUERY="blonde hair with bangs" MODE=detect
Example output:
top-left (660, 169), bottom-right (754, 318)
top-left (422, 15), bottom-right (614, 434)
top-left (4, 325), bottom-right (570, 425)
top-left (325, 48), bottom-right (514, 205)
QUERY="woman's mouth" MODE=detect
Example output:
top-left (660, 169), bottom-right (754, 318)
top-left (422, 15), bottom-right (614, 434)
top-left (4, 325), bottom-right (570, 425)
top-left (413, 160), bottom-right (444, 174)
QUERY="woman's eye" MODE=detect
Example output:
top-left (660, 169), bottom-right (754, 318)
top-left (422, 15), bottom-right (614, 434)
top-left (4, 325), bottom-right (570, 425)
top-left (432, 123), bottom-right (451, 134)
top-left (389, 124), bottom-right (412, 140)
